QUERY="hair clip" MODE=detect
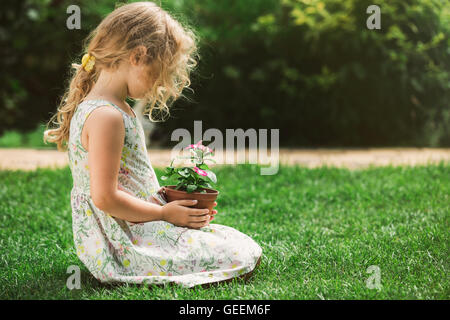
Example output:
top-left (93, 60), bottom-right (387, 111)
top-left (81, 53), bottom-right (96, 72)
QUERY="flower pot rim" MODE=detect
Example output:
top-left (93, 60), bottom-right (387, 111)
top-left (163, 185), bottom-right (219, 195)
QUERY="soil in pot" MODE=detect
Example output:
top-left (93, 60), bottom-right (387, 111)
top-left (162, 185), bottom-right (219, 214)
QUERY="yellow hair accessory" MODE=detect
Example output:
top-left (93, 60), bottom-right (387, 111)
top-left (81, 53), bottom-right (96, 72)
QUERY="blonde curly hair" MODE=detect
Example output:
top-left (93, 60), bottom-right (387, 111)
top-left (44, 1), bottom-right (198, 151)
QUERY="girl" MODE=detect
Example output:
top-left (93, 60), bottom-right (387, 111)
top-left (44, 2), bottom-right (262, 288)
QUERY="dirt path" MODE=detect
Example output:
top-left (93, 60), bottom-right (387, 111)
top-left (0, 148), bottom-right (448, 171)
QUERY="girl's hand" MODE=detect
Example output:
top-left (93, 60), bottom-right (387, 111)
top-left (209, 201), bottom-right (218, 222)
top-left (149, 187), bottom-right (168, 205)
top-left (161, 200), bottom-right (210, 229)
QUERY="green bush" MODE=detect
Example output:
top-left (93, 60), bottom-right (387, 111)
top-left (163, 0), bottom-right (450, 147)
top-left (0, 124), bottom-right (54, 148)
top-left (1, 0), bottom-right (448, 147)
top-left (0, 0), bottom-right (116, 137)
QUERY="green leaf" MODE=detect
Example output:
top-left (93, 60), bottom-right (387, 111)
top-left (175, 182), bottom-right (185, 190)
top-left (187, 185), bottom-right (197, 193)
top-left (161, 176), bottom-right (168, 180)
top-left (204, 170), bottom-right (217, 184)
top-left (202, 182), bottom-right (212, 189)
top-left (178, 169), bottom-right (189, 177)
top-left (199, 163), bottom-right (210, 170)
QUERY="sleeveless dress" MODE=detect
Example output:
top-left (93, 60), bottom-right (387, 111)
top-left (68, 99), bottom-right (262, 288)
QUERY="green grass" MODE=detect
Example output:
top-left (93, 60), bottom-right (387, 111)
top-left (0, 163), bottom-right (448, 299)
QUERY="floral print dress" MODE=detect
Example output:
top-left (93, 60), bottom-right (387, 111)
top-left (68, 99), bottom-right (262, 288)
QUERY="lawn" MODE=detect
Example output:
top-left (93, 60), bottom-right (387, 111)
top-left (0, 163), bottom-right (448, 299)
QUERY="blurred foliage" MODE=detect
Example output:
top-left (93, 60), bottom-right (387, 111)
top-left (0, 0), bottom-right (113, 136)
top-left (0, 0), bottom-right (449, 147)
top-left (0, 124), bottom-right (52, 148)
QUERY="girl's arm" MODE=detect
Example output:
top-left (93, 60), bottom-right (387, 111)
top-left (85, 106), bottom-right (211, 227)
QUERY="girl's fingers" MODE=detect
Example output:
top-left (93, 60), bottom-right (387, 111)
top-left (175, 199), bottom-right (198, 207)
top-left (211, 210), bottom-right (217, 215)
top-left (189, 215), bottom-right (210, 222)
top-left (187, 208), bottom-right (210, 216)
top-left (213, 202), bottom-right (217, 207)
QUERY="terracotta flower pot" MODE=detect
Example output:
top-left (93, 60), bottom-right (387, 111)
top-left (162, 185), bottom-right (219, 214)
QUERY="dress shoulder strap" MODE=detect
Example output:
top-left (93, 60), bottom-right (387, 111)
top-left (79, 99), bottom-right (134, 118)
top-left (71, 99), bottom-right (130, 152)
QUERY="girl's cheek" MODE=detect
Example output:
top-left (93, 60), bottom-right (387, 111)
top-left (136, 73), bottom-right (151, 94)
top-left (129, 79), bottom-right (146, 99)
top-left (129, 67), bottom-right (155, 98)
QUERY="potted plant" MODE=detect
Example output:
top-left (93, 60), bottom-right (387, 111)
top-left (160, 140), bottom-right (219, 213)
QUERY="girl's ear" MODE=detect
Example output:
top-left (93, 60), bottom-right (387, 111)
top-left (129, 46), bottom-right (148, 66)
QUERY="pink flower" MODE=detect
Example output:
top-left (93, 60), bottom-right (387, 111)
top-left (185, 140), bottom-right (203, 150)
top-left (193, 166), bottom-right (208, 176)
top-left (185, 140), bottom-right (213, 153)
